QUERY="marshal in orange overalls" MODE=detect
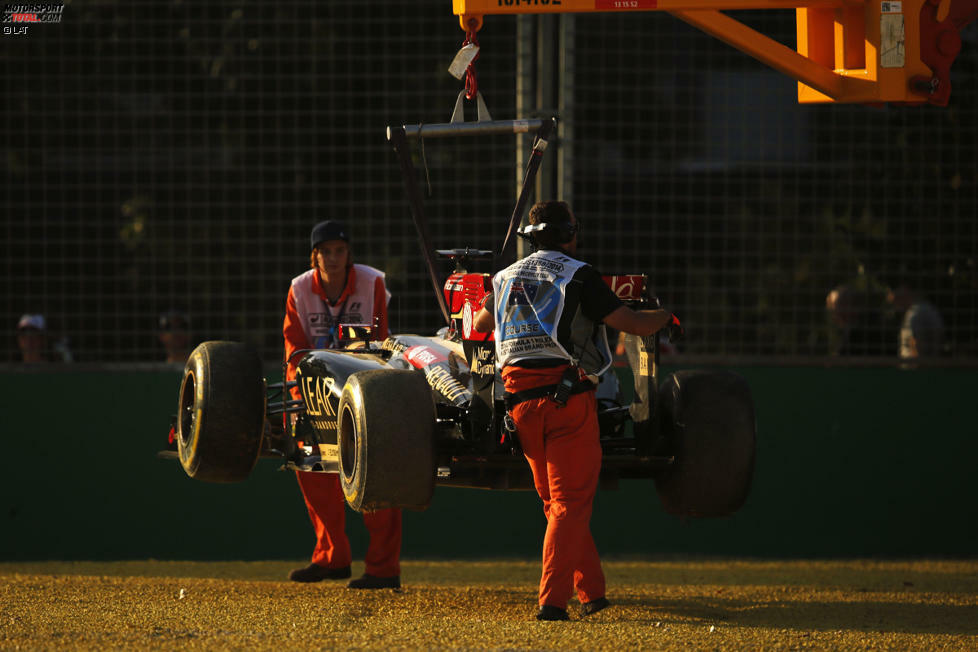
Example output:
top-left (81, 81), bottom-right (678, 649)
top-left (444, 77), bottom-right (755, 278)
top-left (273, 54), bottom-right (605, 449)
top-left (504, 365), bottom-right (605, 609)
top-left (284, 228), bottom-right (400, 583)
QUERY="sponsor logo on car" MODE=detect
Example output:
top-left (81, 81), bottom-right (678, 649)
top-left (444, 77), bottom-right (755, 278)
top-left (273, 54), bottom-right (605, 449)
top-left (404, 345), bottom-right (446, 369)
top-left (301, 375), bottom-right (337, 418)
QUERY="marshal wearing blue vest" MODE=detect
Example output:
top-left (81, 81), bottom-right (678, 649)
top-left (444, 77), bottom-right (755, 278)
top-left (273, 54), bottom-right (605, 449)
top-left (493, 248), bottom-right (615, 377)
top-left (473, 200), bottom-right (682, 622)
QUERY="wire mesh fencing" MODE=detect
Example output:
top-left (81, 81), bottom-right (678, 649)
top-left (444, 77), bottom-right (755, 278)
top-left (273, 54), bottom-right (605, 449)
top-left (2, 2), bottom-right (975, 364)
top-left (571, 11), bottom-right (977, 360)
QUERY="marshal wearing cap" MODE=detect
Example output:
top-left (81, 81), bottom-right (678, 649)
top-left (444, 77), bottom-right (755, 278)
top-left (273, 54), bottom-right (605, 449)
top-left (310, 220), bottom-right (350, 250)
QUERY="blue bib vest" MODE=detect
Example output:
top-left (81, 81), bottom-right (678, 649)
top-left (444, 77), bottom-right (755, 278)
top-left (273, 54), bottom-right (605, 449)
top-left (492, 250), bottom-right (612, 376)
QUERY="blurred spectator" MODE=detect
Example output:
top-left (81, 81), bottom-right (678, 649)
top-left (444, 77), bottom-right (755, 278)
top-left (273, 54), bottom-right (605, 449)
top-left (158, 310), bottom-right (192, 364)
top-left (825, 284), bottom-right (887, 356)
top-left (16, 314), bottom-right (48, 362)
top-left (887, 283), bottom-right (945, 358)
top-left (16, 314), bottom-right (73, 363)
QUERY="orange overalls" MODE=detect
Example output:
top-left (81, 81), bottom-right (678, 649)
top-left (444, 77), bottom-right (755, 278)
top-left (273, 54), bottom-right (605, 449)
top-left (503, 364), bottom-right (605, 610)
top-left (284, 265), bottom-right (400, 577)
top-left (293, 472), bottom-right (401, 577)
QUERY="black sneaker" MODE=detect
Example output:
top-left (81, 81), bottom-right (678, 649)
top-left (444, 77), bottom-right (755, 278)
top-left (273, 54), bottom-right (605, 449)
top-left (347, 573), bottom-right (401, 589)
top-left (288, 564), bottom-right (351, 583)
top-left (580, 597), bottom-right (610, 617)
top-left (536, 605), bottom-right (570, 621)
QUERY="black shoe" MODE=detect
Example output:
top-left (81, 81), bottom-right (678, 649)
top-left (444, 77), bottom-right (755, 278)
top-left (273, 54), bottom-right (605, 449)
top-left (536, 605), bottom-right (570, 621)
top-left (288, 564), bottom-right (351, 583)
top-left (347, 573), bottom-right (401, 589)
top-left (580, 597), bottom-right (610, 617)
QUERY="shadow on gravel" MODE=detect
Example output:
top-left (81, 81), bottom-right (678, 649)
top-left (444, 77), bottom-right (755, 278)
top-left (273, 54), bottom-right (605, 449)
top-left (618, 595), bottom-right (978, 636)
top-left (602, 561), bottom-right (978, 594)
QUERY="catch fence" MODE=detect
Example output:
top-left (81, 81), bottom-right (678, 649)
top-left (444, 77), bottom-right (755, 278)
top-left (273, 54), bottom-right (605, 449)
top-left (2, 2), bottom-right (975, 363)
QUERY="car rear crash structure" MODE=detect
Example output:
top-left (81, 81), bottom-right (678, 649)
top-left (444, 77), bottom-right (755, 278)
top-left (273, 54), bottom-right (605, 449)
top-left (165, 117), bottom-right (757, 520)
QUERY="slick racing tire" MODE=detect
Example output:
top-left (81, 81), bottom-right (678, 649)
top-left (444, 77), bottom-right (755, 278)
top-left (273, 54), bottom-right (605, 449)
top-left (653, 369), bottom-right (755, 517)
top-left (337, 369), bottom-right (436, 512)
top-left (176, 341), bottom-right (265, 482)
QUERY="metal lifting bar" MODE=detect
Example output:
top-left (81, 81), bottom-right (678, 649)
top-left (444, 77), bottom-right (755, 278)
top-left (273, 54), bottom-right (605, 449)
top-left (387, 117), bottom-right (556, 323)
top-left (498, 117), bottom-right (556, 264)
top-left (387, 125), bottom-right (452, 325)
top-left (391, 118), bottom-right (547, 140)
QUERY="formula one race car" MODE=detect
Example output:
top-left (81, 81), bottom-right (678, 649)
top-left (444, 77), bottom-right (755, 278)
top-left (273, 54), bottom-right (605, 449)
top-left (164, 118), bottom-right (756, 518)
top-left (167, 249), bottom-right (755, 517)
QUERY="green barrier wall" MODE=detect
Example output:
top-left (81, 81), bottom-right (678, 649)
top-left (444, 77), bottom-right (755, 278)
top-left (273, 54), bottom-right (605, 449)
top-left (1, 365), bottom-right (976, 561)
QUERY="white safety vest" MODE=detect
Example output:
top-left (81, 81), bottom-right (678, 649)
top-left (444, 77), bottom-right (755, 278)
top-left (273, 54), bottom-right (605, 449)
top-left (291, 264), bottom-right (388, 349)
top-left (492, 250), bottom-right (612, 376)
